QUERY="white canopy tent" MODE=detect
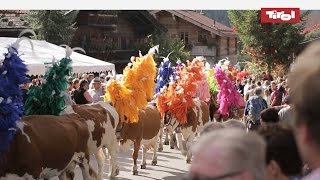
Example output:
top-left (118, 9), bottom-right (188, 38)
top-left (0, 37), bottom-right (115, 75)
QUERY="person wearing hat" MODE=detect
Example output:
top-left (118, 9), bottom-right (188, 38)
top-left (88, 77), bottom-right (105, 103)
top-left (99, 73), bottom-right (106, 84)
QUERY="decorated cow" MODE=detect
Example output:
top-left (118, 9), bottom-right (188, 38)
top-left (157, 58), bottom-right (210, 163)
top-left (117, 104), bottom-right (161, 175)
top-left (164, 98), bottom-right (210, 163)
top-left (104, 46), bottom-right (160, 175)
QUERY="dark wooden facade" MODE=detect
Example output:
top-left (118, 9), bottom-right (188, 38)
top-left (71, 10), bottom-right (165, 73)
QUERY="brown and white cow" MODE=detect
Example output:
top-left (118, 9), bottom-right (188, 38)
top-left (64, 102), bottom-right (120, 180)
top-left (161, 98), bottom-right (210, 163)
top-left (0, 114), bottom-right (96, 180)
top-left (117, 104), bottom-right (162, 175)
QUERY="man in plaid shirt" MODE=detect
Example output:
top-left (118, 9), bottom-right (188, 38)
top-left (289, 41), bottom-right (320, 180)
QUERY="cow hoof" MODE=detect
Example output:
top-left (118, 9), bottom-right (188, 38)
top-left (115, 168), bottom-right (120, 176)
top-left (164, 141), bottom-right (169, 145)
top-left (170, 145), bottom-right (174, 149)
top-left (132, 170), bottom-right (138, 175)
top-left (151, 160), bottom-right (157, 166)
top-left (140, 164), bottom-right (146, 169)
top-left (158, 147), bottom-right (163, 152)
top-left (186, 159), bottom-right (192, 164)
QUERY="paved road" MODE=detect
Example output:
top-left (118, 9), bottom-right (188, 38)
top-left (53, 143), bottom-right (190, 180)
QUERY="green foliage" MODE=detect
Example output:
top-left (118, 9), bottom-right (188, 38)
top-left (304, 28), bottom-right (320, 41)
top-left (26, 10), bottom-right (78, 45)
top-left (24, 58), bottom-right (73, 116)
top-left (228, 10), bottom-right (306, 68)
top-left (146, 31), bottom-right (190, 65)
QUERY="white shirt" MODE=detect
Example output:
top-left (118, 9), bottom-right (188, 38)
top-left (88, 88), bottom-right (104, 103)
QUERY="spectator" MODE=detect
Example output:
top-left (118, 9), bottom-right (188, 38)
top-left (200, 122), bottom-right (225, 136)
top-left (260, 108), bottom-right (279, 125)
top-left (270, 84), bottom-right (285, 107)
top-left (258, 124), bottom-right (303, 180)
top-left (88, 73), bottom-right (94, 83)
top-left (223, 119), bottom-right (246, 131)
top-left (288, 41), bottom-right (320, 180)
top-left (99, 73), bottom-right (106, 84)
top-left (243, 79), bottom-right (250, 97)
top-left (266, 71), bottom-right (274, 81)
top-left (20, 82), bottom-right (29, 105)
top-left (188, 129), bottom-right (266, 180)
top-left (67, 78), bottom-right (73, 92)
top-left (245, 84), bottom-right (256, 101)
top-left (264, 88), bottom-right (271, 106)
top-left (72, 79), bottom-right (92, 104)
top-left (244, 87), bottom-right (268, 130)
top-left (263, 80), bottom-right (270, 90)
top-left (236, 79), bottom-right (244, 96)
top-left (88, 78), bottom-right (104, 103)
top-left (72, 78), bottom-right (80, 91)
top-left (81, 73), bottom-right (88, 80)
top-left (278, 96), bottom-right (294, 127)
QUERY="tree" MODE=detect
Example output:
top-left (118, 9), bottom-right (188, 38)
top-left (26, 10), bottom-right (78, 45)
top-left (145, 30), bottom-right (190, 65)
top-left (228, 10), bottom-right (307, 69)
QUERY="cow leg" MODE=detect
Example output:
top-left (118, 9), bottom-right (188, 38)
top-left (105, 138), bottom-right (120, 179)
top-left (59, 160), bottom-right (77, 180)
top-left (185, 134), bottom-right (196, 164)
top-left (79, 153), bottom-right (97, 180)
top-left (95, 148), bottom-right (105, 180)
top-left (140, 145), bottom-right (147, 169)
top-left (132, 141), bottom-right (140, 175)
top-left (169, 131), bottom-right (175, 149)
top-left (164, 130), bottom-right (169, 145)
top-left (158, 125), bottom-right (164, 152)
top-left (151, 135), bottom-right (159, 166)
top-left (176, 132), bottom-right (186, 156)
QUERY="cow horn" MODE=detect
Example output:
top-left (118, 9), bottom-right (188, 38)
top-left (148, 45), bottom-right (159, 55)
top-left (11, 37), bottom-right (34, 52)
top-left (18, 29), bottom-right (37, 39)
top-left (60, 45), bottom-right (86, 58)
top-left (72, 47), bottom-right (86, 54)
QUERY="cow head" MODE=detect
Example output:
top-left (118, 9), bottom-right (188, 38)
top-left (163, 112), bottom-right (179, 134)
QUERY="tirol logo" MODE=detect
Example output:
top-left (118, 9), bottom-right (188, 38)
top-left (261, 8), bottom-right (300, 23)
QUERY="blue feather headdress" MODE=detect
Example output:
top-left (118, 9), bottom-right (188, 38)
top-left (154, 51), bottom-right (175, 96)
top-left (0, 38), bottom-right (30, 157)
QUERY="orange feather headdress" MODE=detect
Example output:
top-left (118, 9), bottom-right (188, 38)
top-left (156, 57), bottom-right (205, 124)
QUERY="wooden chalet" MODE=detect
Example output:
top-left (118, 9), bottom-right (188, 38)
top-left (150, 10), bottom-right (238, 65)
top-left (71, 10), bottom-right (166, 73)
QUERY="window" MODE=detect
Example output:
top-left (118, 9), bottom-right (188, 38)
top-left (198, 32), bottom-right (207, 44)
top-left (180, 32), bottom-right (189, 44)
top-left (121, 37), bottom-right (127, 50)
top-left (112, 37), bottom-right (119, 49)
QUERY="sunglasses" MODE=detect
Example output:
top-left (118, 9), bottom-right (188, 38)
top-left (182, 171), bottom-right (243, 180)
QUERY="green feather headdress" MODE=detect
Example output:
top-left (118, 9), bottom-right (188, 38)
top-left (24, 46), bottom-right (85, 116)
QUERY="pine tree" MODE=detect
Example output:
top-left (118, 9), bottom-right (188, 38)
top-left (228, 10), bottom-right (307, 68)
top-left (26, 10), bottom-right (78, 45)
